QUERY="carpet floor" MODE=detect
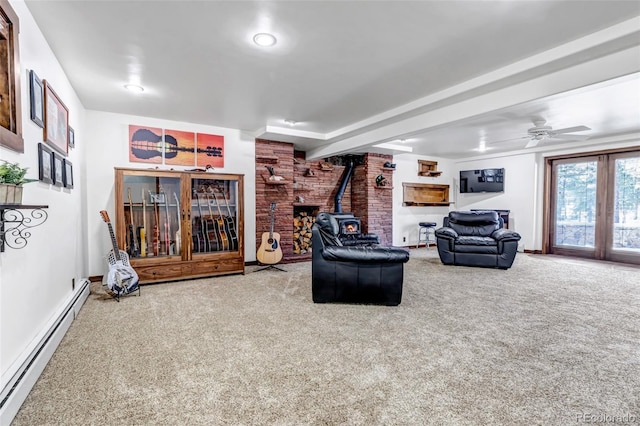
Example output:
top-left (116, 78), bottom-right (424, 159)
top-left (11, 250), bottom-right (640, 425)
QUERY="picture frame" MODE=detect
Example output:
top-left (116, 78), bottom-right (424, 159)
top-left (38, 142), bottom-right (53, 184)
top-left (43, 80), bottom-right (69, 155)
top-left (62, 158), bottom-right (74, 189)
top-left (29, 70), bottom-right (44, 128)
top-left (68, 126), bottom-right (75, 149)
top-left (52, 152), bottom-right (64, 187)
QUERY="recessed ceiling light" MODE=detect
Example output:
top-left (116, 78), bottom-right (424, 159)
top-left (124, 84), bottom-right (144, 93)
top-left (253, 33), bottom-right (277, 47)
top-left (284, 119), bottom-right (296, 126)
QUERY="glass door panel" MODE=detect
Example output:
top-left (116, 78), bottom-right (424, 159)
top-left (122, 174), bottom-right (181, 258)
top-left (191, 177), bottom-right (239, 254)
top-left (607, 153), bottom-right (640, 263)
top-left (553, 160), bottom-right (598, 250)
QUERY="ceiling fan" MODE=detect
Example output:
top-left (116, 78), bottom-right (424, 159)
top-left (491, 120), bottom-right (591, 148)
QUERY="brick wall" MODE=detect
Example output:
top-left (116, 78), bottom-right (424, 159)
top-left (351, 153), bottom-right (394, 245)
top-left (255, 140), bottom-right (394, 261)
top-left (255, 140), bottom-right (352, 262)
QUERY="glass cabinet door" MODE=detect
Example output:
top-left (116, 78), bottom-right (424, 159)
top-left (122, 174), bottom-right (182, 258)
top-left (191, 177), bottom-right (239, 254)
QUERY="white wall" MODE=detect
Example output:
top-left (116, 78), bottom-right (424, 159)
top-left (391, 153), bottom-right (453, 246)
top-left (1, 0), bottom-right (87, 389)
top-left (84, 111), bottom-right (257, 276)
top-left (391, 152), bottom-right (538, 250)
top-left (453, 153), bottom-right (537, 251)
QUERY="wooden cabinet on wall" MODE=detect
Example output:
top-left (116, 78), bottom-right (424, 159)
top-left (114, 168), bottom-right (244, 283)
top-left (402, 182), bottom-right (451, 206)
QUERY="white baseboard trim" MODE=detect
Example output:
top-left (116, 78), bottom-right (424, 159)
top-left (0, 279), bottom-right (90, 426)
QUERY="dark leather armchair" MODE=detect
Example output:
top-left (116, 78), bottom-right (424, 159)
top-left (312, 212), bottom-right (410, 306)
top-left (435, 210), bottom-right (521, 269)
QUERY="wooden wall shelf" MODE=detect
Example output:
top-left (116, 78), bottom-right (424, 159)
top-left (418, 160), bottom-right (442, 177)
top-left (402, 183), bottom-right (450, 206)
top-left (418, 171), bottom-right (443, 177)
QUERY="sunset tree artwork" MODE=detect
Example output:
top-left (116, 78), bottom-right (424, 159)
top-left (196, 133), bottom-right (224, 168)
top-left (164, 129), bottom-right (196, 166)
top-left (129, 125), bottom-right (223, 167)
top-left (128, 125), bottom-right (163, 164)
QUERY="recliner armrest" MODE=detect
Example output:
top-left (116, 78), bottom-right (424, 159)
top-left (435, 227), bottom-right (458, 239)
top-left (491, 228), bottom-right (521, 242)
top-left (322, 245), bottom-right (410, 263)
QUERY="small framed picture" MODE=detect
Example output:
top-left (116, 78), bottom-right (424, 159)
top-left (63, 158), bottom-right (74, 189)
top-left (68, 126), bottom-right (75, 149)
top-left (43, 80), bottom-right (69, 155)
top-left (38, 143), bottom-right (53, 184)
top-left (29, 70), bottom-right (45, 128)
top-left (52, 152), bottom-right (64, 187)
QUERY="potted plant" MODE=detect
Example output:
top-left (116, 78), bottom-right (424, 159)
top-left (0, 160), bottom-right (37, 204)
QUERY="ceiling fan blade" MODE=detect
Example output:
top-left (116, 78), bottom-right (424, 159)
top-left (525, 139), bottom-right (540, 148)
top-left (548, 133), bottom-right (590, 141)
top-left (551, 125), bottom-right (591, 134)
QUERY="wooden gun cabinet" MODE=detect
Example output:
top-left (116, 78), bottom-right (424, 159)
top-left (114, 168), bottom-right (244, 283)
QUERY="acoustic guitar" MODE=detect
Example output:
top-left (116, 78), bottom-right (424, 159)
top-left (99, 210), bottom-right (139, 298)
top-left (256, 202), bottom-right (283, 265)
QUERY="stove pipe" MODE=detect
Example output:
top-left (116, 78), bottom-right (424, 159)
top-left (334, 160), bottom-right (354, 213)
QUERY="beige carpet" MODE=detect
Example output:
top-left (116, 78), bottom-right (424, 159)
top-left (12, 250), bottom-right (640, 425)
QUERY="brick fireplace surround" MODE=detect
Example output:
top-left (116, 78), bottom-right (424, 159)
top-left (255, 139), bottom-right (393, 263)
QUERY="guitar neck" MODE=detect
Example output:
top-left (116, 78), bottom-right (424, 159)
top-left (107, 222), bottom-right (122, 261)
top-left (212, 191), bottom-right (224, 217)
top-left (269, 207), bottom-right (276, 238)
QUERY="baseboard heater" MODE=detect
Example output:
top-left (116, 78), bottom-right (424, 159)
top-left (0, 279), bottom-right (90, 426)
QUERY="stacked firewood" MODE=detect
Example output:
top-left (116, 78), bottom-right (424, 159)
top-left (293, 211), bottom-right (315, 254)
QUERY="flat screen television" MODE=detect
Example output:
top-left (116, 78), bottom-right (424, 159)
top-left (459, 168), bottom-right (504, 193)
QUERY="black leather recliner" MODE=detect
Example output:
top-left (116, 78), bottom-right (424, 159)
top-left (312, 212), bottom-right (410, 306)
top-left (435, 210), bottom-right (521, 269)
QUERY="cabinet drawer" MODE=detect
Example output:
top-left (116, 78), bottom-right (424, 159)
top-left (135, 262), bottom-right (184, 283)
top-left (189, 257), bottom-right (244, 276)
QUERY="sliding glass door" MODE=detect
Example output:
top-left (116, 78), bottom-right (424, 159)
top-left (548, 149), bottom-right (639, 265)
